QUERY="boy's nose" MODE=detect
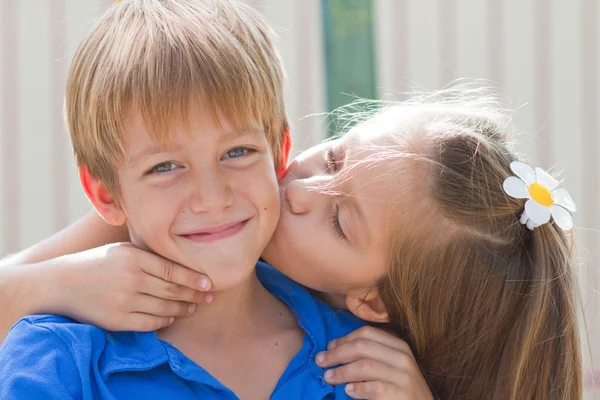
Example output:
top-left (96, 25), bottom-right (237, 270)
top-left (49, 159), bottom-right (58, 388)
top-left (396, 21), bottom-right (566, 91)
top-left (189, 171), bottom-right (234, 214)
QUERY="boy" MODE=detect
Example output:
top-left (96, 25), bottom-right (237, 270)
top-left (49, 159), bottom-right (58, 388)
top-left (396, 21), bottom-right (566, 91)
top-left (0, 1), bottom-right (362, 398)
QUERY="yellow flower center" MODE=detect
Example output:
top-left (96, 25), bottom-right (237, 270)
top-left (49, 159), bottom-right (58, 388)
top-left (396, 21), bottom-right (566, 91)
top-left (529, 183), bottom-right (554, 207)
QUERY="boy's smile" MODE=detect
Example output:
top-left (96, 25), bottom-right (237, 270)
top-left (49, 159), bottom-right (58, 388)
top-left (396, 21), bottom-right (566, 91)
top-left (178, 218), bottom-right (250, 243)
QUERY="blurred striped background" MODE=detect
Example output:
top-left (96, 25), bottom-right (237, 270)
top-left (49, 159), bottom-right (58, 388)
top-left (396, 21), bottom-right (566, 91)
top-left (1, 0), bottom-right (598, 395)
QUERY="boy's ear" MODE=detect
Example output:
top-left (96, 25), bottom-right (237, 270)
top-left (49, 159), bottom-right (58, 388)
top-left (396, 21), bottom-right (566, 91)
top-left (79, 166), bottom-right (126, 226)
top-left (276, 128), bottom-right (292, 180)
top-left (345, 288), bottom-right (390, 323)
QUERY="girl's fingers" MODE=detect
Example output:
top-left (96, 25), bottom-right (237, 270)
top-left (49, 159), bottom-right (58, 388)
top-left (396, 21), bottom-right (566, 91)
top-left (322, 359), bottom-right (407, 387)
top-left (138, 253), bottom-right (212, 291)
top-left (317, 337), bottom-right (415, 370)
top-left (132, 293), bottom-right (196, 318)
top-left (328, 326), bottom-right (413, 358)
top-left (344, 380), bottom-right (403, 400)
top-left (122, 312), bottom-right (176, 332)
top-left (141, 275), bottom-right (214, 304)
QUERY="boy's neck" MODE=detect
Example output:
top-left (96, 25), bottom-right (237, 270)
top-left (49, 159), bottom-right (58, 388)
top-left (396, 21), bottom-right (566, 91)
top-left (157, 270), bottom-right (285, 346)
top-left (156, 268), bottom-right (304, 399)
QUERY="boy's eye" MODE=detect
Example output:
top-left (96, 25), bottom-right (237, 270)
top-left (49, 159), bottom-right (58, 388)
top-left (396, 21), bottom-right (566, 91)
top-left (223, 147), bottom-right (255, 159)
top-left (150, 162), bottom-right (178, 174)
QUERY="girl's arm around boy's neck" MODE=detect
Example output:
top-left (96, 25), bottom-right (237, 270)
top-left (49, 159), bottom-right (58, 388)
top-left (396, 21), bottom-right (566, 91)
top-left (0, 210), bottom-right (130, 343)
top-left (0, 259), bottom-right (65, 343)
top-left (0, 211), bottom-right (216, 344)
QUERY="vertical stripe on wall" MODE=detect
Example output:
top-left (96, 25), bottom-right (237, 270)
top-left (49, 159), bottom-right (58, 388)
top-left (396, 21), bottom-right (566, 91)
top-left (456, 0), bottom-right (486, 82)
top-left (438, 0), bottom-right (457, 86)
top-left (18, 1), bottom-right (53, 251)
top-left (1, 0), bottom-right (20, 254)
top-left (582, 0), bottom-right (599, 389)
top-left (374, 0), bottom-right (410, 98)
top-left (534, 0), bottom-right (552, 169)
top-left (66, 0), bottom-right (110, 224)
top-left (293, 0), bottom-right (327, 151)
top-left (503, 0), bottom-right (536, 161)
top-left (487, 0), bottom-right (504, 86)
top-left (50, 1), bottom-right (70, 232)
top-left (407, 1), bottom-right (439, 89)
top-left (389, 0), bottom-right (409, 96)
top-left (293, 0), bottom-right (316, 129)
top-left (0, 0), bottom-right (3, 255)
top-left (321, 0), bottom-right (377, 126)
top-left (549, 1), bottom-right (583, 211)
top-left (582, 0), bottom-right (599, 248)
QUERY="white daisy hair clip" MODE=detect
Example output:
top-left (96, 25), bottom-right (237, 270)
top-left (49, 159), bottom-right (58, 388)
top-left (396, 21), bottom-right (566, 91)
top-left (503, 161), bottom-right (577, 230)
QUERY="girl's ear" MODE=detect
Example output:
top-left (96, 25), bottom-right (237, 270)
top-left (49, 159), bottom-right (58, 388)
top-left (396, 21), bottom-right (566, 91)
top-left (345, 288), bottom-right (390, 323)
top-left (79, 166), bottom-right (127, 226)
top-left (276, 128), bottom-right (292, 180)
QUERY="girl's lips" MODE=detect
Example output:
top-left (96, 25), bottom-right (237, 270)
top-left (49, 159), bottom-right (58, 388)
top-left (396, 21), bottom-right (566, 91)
top-left (180, 219), bottom-right (250, 243)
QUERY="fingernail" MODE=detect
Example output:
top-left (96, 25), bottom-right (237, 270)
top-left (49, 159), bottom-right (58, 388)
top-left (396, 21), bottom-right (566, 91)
top-left (328, 340), bottom-right (337, 349)
top-left (316, 352), bottom-right (325, 365)
top-left (168, 317), bottom-right (175, 324)
top-left (188, 304), bottom-right (196, 314)
top-left (199, 278), bottom-right (210, 290)
top-left (324, 369), bottom-right (334, 381)
top-left (345, 383), bottom-right (354, 394)
top-left (205, 293), bottom-right (214, 304)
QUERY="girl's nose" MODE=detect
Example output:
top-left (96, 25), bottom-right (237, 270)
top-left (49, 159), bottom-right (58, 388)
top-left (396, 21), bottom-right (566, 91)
top-left (284, 175), bottom-right (331, 215)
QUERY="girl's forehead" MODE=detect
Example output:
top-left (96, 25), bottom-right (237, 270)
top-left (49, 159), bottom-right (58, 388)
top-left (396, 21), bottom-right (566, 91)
top-left (344, 126), bottom-right (404, 157)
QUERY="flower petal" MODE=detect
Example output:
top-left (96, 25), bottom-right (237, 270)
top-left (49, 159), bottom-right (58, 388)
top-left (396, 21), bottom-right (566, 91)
top-left (551, 188), bottom-right (577, 212)
top-left (520, 211), bottom-right (529, 225)
top-left (526, 219), bottom-right (539, 230)
top-left (534, 167), bottom-right (559, 191)
top-left (525, 199), bottom-right (551, 225)
top-left (503, 177), bottom-right (530, 199)
top-left (510, 161), bottom-right (535, 185)
top-left (550, 205), bottom-right (574, 230)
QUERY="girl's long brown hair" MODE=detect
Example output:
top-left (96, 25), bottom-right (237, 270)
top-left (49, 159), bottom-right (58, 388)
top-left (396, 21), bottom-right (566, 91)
top-left (374, 88), bottom-right (582, 399)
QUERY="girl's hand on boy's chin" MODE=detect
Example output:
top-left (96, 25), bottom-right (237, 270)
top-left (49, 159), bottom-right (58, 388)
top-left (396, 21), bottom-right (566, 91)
top-left (315, 326), bottom-right (433, 400)
top-left (54, 242), bottom-right (214, 332)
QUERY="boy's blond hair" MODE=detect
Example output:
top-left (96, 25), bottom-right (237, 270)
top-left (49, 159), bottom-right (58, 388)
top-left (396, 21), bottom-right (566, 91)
top-left (66, 0), bottom-right (288, 197)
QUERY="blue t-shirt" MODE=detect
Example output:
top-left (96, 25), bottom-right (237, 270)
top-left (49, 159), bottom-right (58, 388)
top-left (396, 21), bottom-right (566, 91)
top-left (0, 262), bottom-right (365, 399)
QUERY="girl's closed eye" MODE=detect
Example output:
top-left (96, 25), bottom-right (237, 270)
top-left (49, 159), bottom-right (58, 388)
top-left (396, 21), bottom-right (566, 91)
top-left (330, 202), bottom-right (347, 240)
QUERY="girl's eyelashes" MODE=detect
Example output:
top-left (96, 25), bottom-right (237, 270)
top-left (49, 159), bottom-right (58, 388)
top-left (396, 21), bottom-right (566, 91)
top-left (330, 202), bottom-right (347, 240)
top-left (325, 147), bottom-right (338, 173)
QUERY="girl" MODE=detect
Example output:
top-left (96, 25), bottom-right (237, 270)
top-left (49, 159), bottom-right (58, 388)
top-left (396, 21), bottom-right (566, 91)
top-left (0, 87), bottom-right (582, 399)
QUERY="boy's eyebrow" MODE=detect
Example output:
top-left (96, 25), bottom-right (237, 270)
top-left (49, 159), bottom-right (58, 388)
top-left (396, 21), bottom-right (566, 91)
top-left (219, 128), bottom-right (265, 141)
top-left (127, 129), bottom-right (264, 165)
top-left (128, 143), bottom-right (183, 165)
